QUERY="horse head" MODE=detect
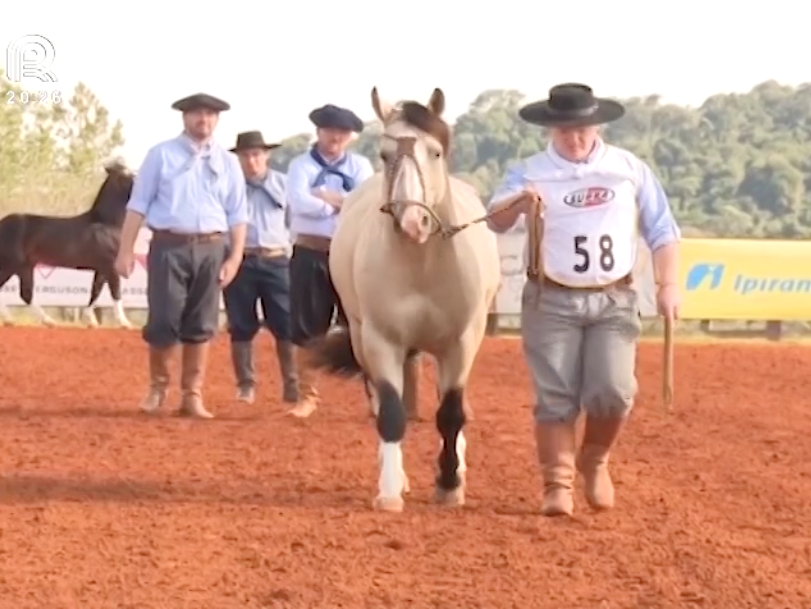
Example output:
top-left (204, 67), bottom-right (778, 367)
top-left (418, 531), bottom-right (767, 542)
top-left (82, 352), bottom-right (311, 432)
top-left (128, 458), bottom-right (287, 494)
top-left (89, 157), bottom-right (135, 227)
top-left (371, 87), bottom-right (451, 245)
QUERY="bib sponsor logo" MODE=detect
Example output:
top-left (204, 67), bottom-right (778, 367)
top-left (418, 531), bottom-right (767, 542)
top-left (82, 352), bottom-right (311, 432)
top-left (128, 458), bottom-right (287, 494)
top-left (563, 187), bottom-right (615, 208)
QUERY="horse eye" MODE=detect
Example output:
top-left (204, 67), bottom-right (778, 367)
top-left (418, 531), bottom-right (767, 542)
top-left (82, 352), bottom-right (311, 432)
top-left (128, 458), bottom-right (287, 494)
top-left (380, 152), bottom-right (389, 163)
top-left (432, 151), bottom-right (441, 159)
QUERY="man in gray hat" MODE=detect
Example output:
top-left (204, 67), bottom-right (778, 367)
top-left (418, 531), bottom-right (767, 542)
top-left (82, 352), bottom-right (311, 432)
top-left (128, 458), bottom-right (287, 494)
top-left (224, 130), bottom-right (298, 405)
top-left (487, 83), bottom-right (682, 517)
top-left (285, 104), bottom-right (374, 418)
top-left (115, 92), bottom-right (248, 419)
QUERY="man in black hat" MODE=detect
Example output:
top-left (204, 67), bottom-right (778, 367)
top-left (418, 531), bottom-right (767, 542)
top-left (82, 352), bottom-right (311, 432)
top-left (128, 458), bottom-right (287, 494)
top-left (487, 83), bottom-right (682, 517)
top-left (284, 103), bottom-right (374, 418)
top-left (223, 130), bottom-right (299, 405)
top-left (115, 92), bottom-right (248, 420)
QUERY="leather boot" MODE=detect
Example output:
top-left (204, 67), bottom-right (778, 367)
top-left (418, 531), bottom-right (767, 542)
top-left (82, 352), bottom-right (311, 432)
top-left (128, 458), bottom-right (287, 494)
top-left (275, 340), bottom-right (300, 404)
top-left (139, 346), bottom-right (176, 413)
top-left (402, 355), bottom-right (420, 421)
top-left (230, 340), bottom-right (255, 403)
top-left (576, 416), bottom-right (625, 510)
top-left (535, 421), bottom-right (577, 517)
top-left (287, 346), bottom-right (319, 418)
top-left (179, 342), bottom-right (214, 419)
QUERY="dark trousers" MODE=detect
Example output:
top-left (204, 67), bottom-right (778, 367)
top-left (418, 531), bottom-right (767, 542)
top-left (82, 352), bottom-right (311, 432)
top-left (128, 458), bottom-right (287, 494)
top-left (143, 237), bottom-right (226, 348)
top-left (289, 244), bottom-right (346, 346)
top-left (223, 254), bottom-right (293, 343)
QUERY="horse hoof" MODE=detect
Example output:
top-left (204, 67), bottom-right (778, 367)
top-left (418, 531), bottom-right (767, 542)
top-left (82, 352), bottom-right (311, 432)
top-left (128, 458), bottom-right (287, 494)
top-left (433, 485), bottom-right (466, 507)
top-left (373, 495), bottom-right (404, 512)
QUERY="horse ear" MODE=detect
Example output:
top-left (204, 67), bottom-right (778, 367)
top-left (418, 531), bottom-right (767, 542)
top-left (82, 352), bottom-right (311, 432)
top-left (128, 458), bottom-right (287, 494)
top-left (427, 88), bottom-right (445, 116)
top-left (371, 86), bottom-right (394, 122)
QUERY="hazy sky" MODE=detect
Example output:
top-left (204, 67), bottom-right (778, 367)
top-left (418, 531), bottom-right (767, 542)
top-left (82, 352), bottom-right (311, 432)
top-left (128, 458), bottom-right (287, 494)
top-left (2, 0), bottom-right (803, 168)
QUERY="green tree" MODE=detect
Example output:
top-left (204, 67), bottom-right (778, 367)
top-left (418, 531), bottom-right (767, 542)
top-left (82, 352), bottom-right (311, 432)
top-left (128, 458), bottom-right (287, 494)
top-left (0, 70), bottom-right (124, 215)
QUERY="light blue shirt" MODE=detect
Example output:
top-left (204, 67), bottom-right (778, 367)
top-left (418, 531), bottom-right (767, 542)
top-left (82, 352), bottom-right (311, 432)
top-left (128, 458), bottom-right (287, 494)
top-left (286, 147), bottom-right (374, 239)
top-left (488, 140), bottom-right (680, 251)
top-left (127, 133), bottom-right (248, 233)
top-left (244, 169), bottom-right (291, 249)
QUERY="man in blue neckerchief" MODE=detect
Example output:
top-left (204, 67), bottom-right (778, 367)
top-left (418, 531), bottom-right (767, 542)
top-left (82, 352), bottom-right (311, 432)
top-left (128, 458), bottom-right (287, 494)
top-left (285, 104), bottom-right (374, 418)
top-left (224, 131), bottom-right (299, 406)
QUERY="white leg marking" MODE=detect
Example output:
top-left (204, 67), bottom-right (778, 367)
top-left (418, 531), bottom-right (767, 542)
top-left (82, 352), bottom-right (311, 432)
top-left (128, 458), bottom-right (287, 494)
top-left (374, 441), bottom-right (406, 511)
top-left (0, 302), bottom-right (13, 325)
top-left (82, 306), bottom-right (99, 327)
top-left (456, 430), bottom-right (468, 476)
top-left (113, 299), bottom-right (133, 329)
top-left (31, 303), bottom-right (56, 326)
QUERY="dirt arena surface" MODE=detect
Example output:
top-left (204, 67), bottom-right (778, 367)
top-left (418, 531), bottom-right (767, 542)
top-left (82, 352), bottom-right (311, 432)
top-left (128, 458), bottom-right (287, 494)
top-left (0, 328), bottom-right (809, 609)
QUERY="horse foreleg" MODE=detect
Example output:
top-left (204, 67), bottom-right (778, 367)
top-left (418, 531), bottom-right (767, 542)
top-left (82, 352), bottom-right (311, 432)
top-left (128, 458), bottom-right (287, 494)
top-left (432, 321), bottom-right (487, 508)
top-left (0, 269), bottom-right (15, 326)
top-left (18, 266), bottom-right (56, 327)
top-left (82, 272), bottom-right (106, 327)
top-left (106, 272), bottom-right (132, 329)
top-left (361, 324), bottom-right (410, 512)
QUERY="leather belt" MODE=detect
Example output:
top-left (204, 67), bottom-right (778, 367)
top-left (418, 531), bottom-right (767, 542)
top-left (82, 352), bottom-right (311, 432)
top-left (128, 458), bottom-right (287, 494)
top-left (295, 234), bottom-right (331, 253)
top-left (541, 274), bottom-right (633, 291)
top-left (244, 246), bottom-right (288, 259)
top-left (150, 229), bottom-right (224, 244)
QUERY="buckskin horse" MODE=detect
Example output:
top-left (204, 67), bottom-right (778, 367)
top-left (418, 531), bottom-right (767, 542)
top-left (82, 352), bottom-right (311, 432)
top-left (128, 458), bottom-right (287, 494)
top-left (307, 87), bottom-right (503, 512)
top-left (0, 160), bottom-right (136, 328)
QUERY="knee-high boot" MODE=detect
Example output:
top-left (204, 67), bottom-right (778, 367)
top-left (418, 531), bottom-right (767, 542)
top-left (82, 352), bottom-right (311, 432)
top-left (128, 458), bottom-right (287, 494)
top-left (231, 340), bottom-right (255, 403)
top-left (576, 416), bottom-right (625, 510)
top-left (275, 340), bottom-right (300, 404)
top-left (179, 342), bottom-right (214, 419)
top-left (535, 421), bottom-right (577, 517)
top-left (287, 345), bottom-right (319, 418)
top-left (139, 345), bottom-right (177, 413)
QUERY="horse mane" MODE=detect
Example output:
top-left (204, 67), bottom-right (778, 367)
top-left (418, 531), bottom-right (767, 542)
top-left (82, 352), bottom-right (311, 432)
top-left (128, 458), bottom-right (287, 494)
top-left (396, 102), bottom-right (451, 155)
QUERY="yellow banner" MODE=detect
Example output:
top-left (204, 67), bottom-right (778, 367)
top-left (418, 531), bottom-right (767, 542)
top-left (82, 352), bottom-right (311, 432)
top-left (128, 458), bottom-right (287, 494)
top-left (680, 239), bottom-right (811, 320)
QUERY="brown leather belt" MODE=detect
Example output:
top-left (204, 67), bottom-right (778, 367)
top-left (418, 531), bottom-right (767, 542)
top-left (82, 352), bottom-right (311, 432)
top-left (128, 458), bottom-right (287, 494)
top-left (541, 274), bottom-right (633, 291)
top-left (244, 246), bottom-right (288, 258)
top-left (295, 234), bottom-right (331, 253)
top-left (150, 229), bottom-right (224, 244)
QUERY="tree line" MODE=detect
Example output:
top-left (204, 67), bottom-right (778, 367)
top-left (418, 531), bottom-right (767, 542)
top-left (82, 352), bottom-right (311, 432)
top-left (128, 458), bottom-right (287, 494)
top-left (3, 70), bottom-right (810, 238)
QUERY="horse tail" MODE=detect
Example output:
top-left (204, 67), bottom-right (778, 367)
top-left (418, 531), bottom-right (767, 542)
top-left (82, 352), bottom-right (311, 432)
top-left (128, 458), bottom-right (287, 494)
top-left (307, 329), bottom-right (422, 379)
top-left (307, 329), bottom-right (365, 378)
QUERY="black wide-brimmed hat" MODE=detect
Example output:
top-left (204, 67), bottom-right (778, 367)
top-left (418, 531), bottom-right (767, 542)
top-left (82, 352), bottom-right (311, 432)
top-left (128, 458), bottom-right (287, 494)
top-left (519, 83), bottom-right (624, 127)
top-left (229, 130), bottom-right (281, 152)
top-left (309, 104), bottom-right (364, 133)
top-left (171, 93), bottom-right (231, 113)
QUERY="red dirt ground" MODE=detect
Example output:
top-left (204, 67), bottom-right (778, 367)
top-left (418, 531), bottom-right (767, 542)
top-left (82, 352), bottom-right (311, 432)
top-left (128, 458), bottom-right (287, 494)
top-left (0, 328), bottom-right (809, 609)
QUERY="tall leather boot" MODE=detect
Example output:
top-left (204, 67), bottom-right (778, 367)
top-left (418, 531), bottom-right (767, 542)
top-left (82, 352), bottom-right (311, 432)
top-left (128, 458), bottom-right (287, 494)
top-left (139, 346), bottom-right (176, 413)
top-left (535, 421), bottom-right (577, 517)
top-left (275, 340), bottom-right (300, 404)
top-left (576, 416), bottom-right (625, 510)
top-left (231, 340), bottom-right (255, 403)
top-left (287, 346), bottom-right (319, 418)
top-left (402, 355), bottom-right (420, 421)
top-left (179, 342), bottom-right (214, 419)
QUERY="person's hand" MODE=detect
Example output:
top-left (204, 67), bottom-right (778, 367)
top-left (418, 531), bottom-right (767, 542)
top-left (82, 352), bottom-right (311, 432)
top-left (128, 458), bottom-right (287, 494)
top-left (219, 256), bottom-right (242, 288)
top-left (115, 251), bottom-right (135, 278)
top-left (518, 187), bottom-right (542, 214)
top-left (312, 189), bottom-right (344, 209)
top-left (657, 282), bottom-right (681, 319)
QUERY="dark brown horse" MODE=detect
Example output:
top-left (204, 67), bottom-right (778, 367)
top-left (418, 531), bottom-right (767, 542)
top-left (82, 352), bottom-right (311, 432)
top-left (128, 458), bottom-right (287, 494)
top-left (0, 160), bottom-right (136, 327)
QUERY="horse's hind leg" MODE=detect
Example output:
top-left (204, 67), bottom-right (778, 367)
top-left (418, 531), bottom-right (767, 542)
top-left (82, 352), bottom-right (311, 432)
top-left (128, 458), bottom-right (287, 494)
top-left (0, 269), bottom-right (15, 325)
top-left (82, 272), bottom-right (106, 327)
top-left (106, 272), bottom-right (132, 329)
top-left (362, 324), bottom-right (410, 512)
top-left (18, 266), bottom-right (56, 326)
top-left (433, 320), bottom-right (488, 507)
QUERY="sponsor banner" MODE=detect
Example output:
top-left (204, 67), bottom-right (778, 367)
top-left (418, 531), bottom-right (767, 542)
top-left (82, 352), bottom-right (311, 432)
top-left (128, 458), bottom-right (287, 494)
top-left (680, 239), bottom-right (811, 321)
top-left (0, 228), bottom-right (226, 309)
